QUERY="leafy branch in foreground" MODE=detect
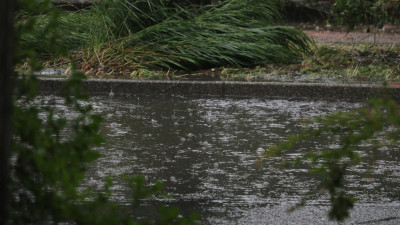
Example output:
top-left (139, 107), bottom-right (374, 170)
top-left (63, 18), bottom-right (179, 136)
top-left (9, 0), bottom-right (199, 224)
top-left (258, 97), bottom-right (400, 221)
top-left (11, 73), bottom-right (200, 224)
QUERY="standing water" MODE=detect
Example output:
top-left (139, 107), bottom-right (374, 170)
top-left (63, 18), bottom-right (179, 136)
top-left (43, 95), bottom-right (400, 224)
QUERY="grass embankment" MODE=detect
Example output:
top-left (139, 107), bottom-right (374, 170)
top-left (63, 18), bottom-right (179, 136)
top-left (17, 0), bottom-right (399, 83)
top-left (209, 43), bottom-right (400, 83)
top-left (17, 0), bottom-right (312, 75)
top-left (73, 43), bottom-right (400, 84)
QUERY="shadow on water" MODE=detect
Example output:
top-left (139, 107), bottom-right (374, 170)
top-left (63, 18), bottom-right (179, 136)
top-left (39, 95), bottom-right (400, 224)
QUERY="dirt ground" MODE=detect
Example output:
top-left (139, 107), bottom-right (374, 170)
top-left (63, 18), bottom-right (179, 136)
top-left (302, 25), bottom-right (400, 44)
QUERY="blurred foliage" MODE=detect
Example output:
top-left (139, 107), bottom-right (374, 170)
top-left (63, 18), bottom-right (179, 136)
top-left (259, 96), bottom-right (400, 221)
top-left (9, 0), bottom-right (199, 224)
top-left (290, 0), bottom-right (399, 30)
top-left (332, 0), bottom-right (400, 30)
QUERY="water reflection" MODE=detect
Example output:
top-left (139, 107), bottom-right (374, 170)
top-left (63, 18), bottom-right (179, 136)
top-left (42, 95), bottom-right (400, 224)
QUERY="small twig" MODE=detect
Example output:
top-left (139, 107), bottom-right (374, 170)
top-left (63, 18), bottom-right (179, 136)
top-left (51, 57), bottom-right (83, 67)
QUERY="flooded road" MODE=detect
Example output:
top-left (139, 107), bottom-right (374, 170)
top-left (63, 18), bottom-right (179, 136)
top-left (43, 95), bottom-right (400, 224)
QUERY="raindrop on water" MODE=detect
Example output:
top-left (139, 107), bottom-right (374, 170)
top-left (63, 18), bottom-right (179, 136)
top-left (256, 147), bottom-right (264, 154)
top-left (214, 162), bottom-right (219, 169)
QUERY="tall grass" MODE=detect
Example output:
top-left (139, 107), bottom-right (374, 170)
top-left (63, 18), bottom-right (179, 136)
top-left (20, 0), bottom-right (313, 71)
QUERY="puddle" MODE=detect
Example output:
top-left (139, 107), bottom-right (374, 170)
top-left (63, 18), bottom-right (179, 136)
top-left (34, 68), bottom-right (68, 78)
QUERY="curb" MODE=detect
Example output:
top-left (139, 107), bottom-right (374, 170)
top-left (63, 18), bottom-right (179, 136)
top-left (37, 78), bottom-right (400, 102)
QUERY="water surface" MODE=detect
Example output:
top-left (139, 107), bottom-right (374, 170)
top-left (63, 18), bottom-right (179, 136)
top-left (46, 95), bottom-right (400, 224)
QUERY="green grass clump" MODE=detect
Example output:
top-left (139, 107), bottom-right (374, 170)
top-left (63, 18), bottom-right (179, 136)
top-left (19, 0), bottom-right (313, 73)
top-left (99, 0), bottom-right (313, 70)
top-left (299, 44), bottom-right (400, 82)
